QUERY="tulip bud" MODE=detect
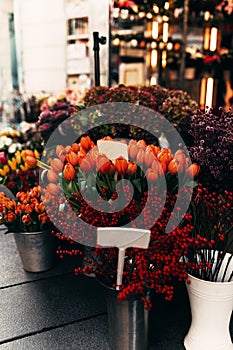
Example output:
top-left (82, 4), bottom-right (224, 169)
top-left (63, 163), bottom-right (76, 181)
top-left (167, 159), bottom-right (178, 175)
top-left (51, 158), bottom-right (63, 173)
top-left (137, 139), bottom-right (147, 149)
top-left (186, 163), bottom-right (200, 178)
top-left (115, 156), bottom-right (128, 175)
top-left (70, 143), bottom-right (80, 153)
top-left (126, 162), bottom-right (137, 176)
top-left (128, 144), bottom-right (139, 159)
top-left (146, 168), bottom-right (158, 182)
top-left (157, 150), bottom-right (173, 164)
top-left (66, 151), bottom-right (79, 166)
top-left (56, 145), bottom-right (66, 158)
top-left (22, 214), bottom-right (32, 225)
top-left (79, 154), bottom-right (94, 172)
top-left (47, 169), bottom-right (58, 183)
top-left (144, 150), bottom-right (156, 167)
top-left (146, 145), bottom-right (160, 156)
top-left (80, 136), bottom-right (92, 151)
top-left (24, 150), bottom-right (35, 157)
top-left (96, 155), bottom-right (111, 174)
top-left (136, 149), bottom-right (145, 165)
top-left (5, 212), bottom-right (17, 222)
top-left (25, 156), bottom-right (37, 168)
top-left (46, 183), bottom-right (60, 195)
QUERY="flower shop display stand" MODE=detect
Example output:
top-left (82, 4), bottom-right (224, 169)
top-left (13, 230), bottom-right (58, 272)
top-left (184, 252), bottom-right (233, 350)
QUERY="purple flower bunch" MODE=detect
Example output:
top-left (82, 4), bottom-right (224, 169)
top-left (189, 107), bottom-right (233, 192)
top-left (36, 102), bottom-right (78, 142)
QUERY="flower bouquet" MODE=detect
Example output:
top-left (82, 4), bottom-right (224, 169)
top-left (189, 106), bottom-right (233, 193)
top-left (183, 183), bottom-right (233, 282)
top-left (0, 185), bottom-right (54, 233)
top-left (0, 185), bottom-right (58, 272)
top-left (0, 147), bottom-right (40, 196)
top-left (36, 133), bottom-right (200, 308)
top-left (181, 183), bottom-right (233, 350)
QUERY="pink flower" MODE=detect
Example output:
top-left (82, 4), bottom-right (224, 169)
top-left (0, 152), bottom-right (7, 165)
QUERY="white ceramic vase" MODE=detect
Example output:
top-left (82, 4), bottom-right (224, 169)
top-left (184, 252), bottom-right (233, 350)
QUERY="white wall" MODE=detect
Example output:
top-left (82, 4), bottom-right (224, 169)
top-left (0, 0), bottom-right (14, 97)
top-left (15, 0), bottom-right (67, 94)
top-left (14, 0), bottom-right (110, 95)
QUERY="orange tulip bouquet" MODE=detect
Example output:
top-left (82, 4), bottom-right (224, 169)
top-left (0, 186), bottom-right (54, 233)
top-left (31, 133), bottom-right (202, 308)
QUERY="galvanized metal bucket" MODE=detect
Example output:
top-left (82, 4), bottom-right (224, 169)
top-left (104, 286), bottom-right (149, 350)
top-left (13, 230), bottom-right (58, 272)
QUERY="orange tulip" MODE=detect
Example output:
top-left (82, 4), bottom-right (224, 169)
top-left (5, 211), bottom-right (17, 222)
top-left (80, 136), bottom-right (92, 151)
top-left (24, 204), bottom-right (33, 214)
top-left (16, 192), bottom-right (30, 204)
top-left (137, 139), bottom-right (147, 149)
top-left (63, 163), bottom-right (76, 181)
top-left (51, 158), bottom-right (63, 173)
top-left (126, 162), bottom-right (137, 176)
top-left (168, 159), bottom-right (179, 175)
top-left (15, 203), bottom-right (25, 215)
top-left (136, 149), bottom-right (145, 165)
top-left (186, 163), bottom-right (200, 178)
top-left (115, 156), bottom-right (128, 175)
top-left (174, 152), bottom-right (186, 172)
top-left (38, 212), bottom-right (49, 224)
top-left (25, 156), bottom-right (37, 168)
top-left (128, 139), bottom-right (137, 146)
top-left (101, 136), bottom-right (112, 141)
top-left (144, 150), bottom-right (156, 167)
top-left (146, 168), bottom-right (158, 182)
top-left (24, 150), bottom-right (35, 157)
top-left (79, 154), bottom-right (95, 172)
top-left (5, 200), bottom-right (16, 211)
top-left (22, 214), bottom-right (32, 225)
top-left (46, 183), bottom-right (60, 195)
top-left (96, 155), bottom-right (111, 174)
top-left (56, 145), bottom-right (65, 158)
top-left (152, 159), bottom-right (166, 175)
top-left (128, 144), bottom-right (139, 159)
top-left (35, 202), bottom-right (45, 213)
top-left (66, 151), bottom-right (79, 166)
top-left (47, 169), bottom-right (58, 183)
top-left (157, 150), bottom-right (173, 164)
top-left (70, 142), bottom-right (80, 153)
top-left (146, 145), bottom-right (160, 156)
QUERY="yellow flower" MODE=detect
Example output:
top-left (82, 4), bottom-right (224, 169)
top-left (20, 163), bottom-right (29, 171)
top-left (0, 165), bottom-right (10, 177)
top-left (15, 151), bottom-right (21, 164)
top-left (8, 158), bottom-right (17, 171)
top-left (34, 150), bottom-right (41, 159)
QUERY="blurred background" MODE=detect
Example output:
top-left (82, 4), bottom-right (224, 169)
top-left (0, 0), bottom-right (233, 125)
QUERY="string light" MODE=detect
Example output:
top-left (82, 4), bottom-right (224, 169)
top-left (164, 2), bottom-right (170, 10)
top-left (152, 21), bottom-right (159, 39)
top-left (205, 77), bottom-right (214, 108)
top-left (209, 27), bottom-right (218, 52)
top-left (163, 22), bottom-right (169, 43)
top-left (162, 50), bottom-right (167, 68)
top-left (151, 49), bottom-right (158, 68)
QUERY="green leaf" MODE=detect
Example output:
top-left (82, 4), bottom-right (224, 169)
top-left (132, 178), bottom-right (142, 193)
